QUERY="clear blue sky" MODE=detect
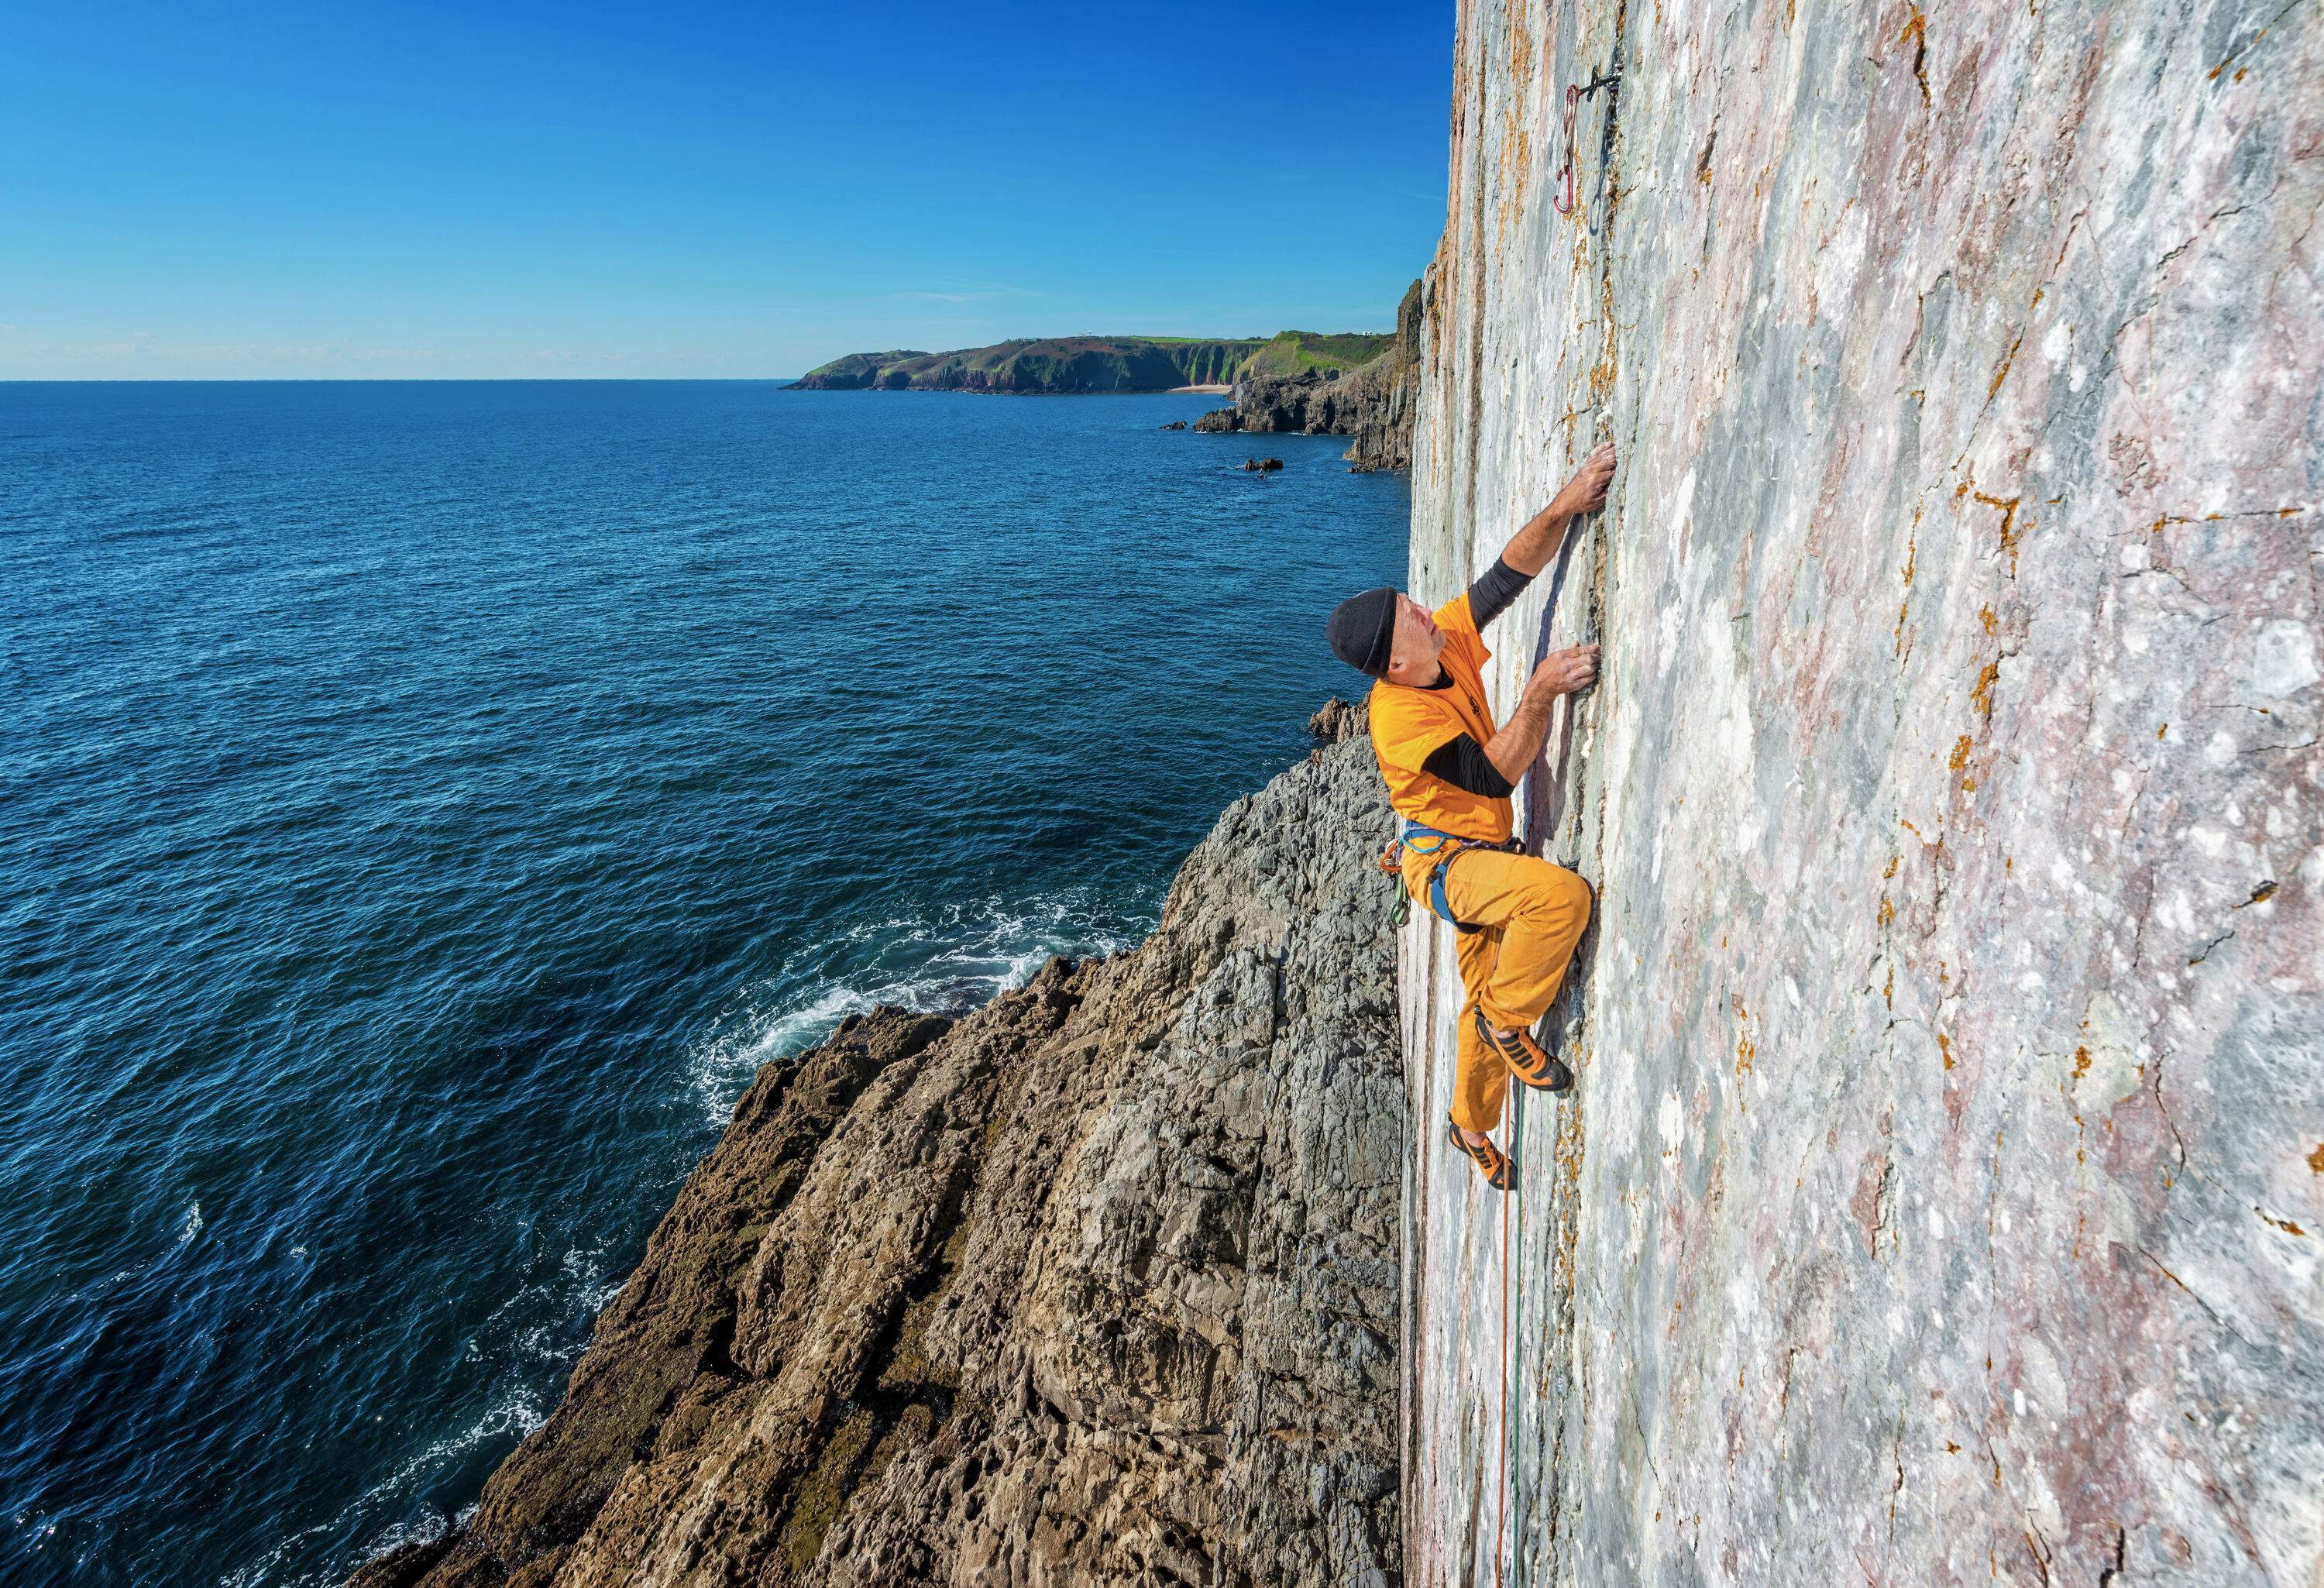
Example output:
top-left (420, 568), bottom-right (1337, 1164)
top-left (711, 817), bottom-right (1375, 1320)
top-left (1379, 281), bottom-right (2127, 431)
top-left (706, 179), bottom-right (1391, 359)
top-left (2, 2), bottom-right (1452, 379)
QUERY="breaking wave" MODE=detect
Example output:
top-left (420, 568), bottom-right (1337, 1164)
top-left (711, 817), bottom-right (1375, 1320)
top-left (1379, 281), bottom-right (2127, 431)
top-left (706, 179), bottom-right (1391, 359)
top-left (683, 889), bottom-right (1149, 1121)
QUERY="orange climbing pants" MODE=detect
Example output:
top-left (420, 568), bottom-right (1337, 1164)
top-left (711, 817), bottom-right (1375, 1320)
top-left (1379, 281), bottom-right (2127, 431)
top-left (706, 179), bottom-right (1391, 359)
top-left (1403, 846), bottom-right (1593, 1136)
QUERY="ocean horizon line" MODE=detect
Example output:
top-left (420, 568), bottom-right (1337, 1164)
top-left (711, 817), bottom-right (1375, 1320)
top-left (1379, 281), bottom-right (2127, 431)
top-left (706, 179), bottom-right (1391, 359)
top-left (0, 375), bottom-right (810, 385)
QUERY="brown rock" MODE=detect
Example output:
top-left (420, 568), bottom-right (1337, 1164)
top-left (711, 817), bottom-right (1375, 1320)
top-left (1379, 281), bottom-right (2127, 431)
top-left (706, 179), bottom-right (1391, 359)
top-left (356, 728), bottom-right (1403, 1588)
top-left (1306, 697), bottom-right (1363, 746)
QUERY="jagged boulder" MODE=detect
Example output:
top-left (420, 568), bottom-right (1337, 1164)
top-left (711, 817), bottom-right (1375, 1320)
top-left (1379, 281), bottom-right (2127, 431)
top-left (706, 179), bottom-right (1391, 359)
top-left (1306, 697), bottom-right (1361, 746)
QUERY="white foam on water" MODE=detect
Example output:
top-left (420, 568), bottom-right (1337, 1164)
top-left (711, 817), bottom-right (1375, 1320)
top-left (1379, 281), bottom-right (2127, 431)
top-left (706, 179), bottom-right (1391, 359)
top-left (222, 1379), bottom-right (552, 1588)
top-left (229, 1238), bottom-right (607, 1587)
top-left (681, 890), bottom-right (1150, 1122)
top-left (177, 1201), bottom-right (203, 1247)
top-left (236, 892), bottom-right (1155, 1585)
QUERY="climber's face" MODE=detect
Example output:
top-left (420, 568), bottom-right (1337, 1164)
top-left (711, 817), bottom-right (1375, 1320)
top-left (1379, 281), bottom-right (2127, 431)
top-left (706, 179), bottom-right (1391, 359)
top-left (1382, 593), bottom-right (1446, 684)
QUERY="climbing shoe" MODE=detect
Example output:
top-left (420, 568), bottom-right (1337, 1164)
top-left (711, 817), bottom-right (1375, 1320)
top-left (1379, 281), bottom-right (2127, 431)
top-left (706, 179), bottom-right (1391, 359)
top-left (1446, 1118), bottom-right (1516, 1191)
top-left (1476, 1005), bottom-right (1573, 1093)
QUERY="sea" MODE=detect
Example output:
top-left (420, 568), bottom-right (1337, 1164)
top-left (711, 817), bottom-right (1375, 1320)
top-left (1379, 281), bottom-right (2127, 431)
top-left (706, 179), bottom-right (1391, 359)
top-left (0, 381), bottom-right (1409, 1586)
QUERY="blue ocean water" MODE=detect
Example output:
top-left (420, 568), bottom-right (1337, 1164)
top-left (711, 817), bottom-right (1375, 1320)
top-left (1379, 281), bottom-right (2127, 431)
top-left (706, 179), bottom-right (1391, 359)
top-left (0, 382), bottom-right (1408, 1586)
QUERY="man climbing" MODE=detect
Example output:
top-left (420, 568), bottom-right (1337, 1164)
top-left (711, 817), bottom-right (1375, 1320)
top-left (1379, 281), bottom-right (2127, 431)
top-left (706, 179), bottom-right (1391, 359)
top-left (1325, 441), bottom-right (1614, 1191)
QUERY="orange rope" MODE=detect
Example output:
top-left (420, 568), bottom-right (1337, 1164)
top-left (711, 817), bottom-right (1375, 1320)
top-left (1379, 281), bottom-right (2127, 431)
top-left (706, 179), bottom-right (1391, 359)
top-left (1497, 1160), bottom-right (1510, 1588)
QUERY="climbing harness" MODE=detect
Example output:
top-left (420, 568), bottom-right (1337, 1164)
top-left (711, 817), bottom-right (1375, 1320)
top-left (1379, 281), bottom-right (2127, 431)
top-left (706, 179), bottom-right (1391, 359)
top-left (1378, 821), bottom-right (1523, 935)
top-left (1551, 67), bottom-right (1622, 217)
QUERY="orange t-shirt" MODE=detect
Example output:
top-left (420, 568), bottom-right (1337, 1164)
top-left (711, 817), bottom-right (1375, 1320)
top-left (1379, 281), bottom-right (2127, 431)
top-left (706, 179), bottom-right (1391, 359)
top-left (1365, 593), bottom-right (1512, 843)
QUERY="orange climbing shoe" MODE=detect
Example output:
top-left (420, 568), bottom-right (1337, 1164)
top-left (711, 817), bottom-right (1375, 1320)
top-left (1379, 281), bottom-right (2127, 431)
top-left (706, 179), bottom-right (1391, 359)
top-left (1447, 1118), bottom-right (1516, 1191)
top-left (1476, 1005), bottom-right (1573, 1093)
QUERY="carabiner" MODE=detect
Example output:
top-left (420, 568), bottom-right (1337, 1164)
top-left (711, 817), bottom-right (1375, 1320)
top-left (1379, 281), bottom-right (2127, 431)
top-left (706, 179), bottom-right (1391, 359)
top-left (1552, 83), bottom-right (1580, 215)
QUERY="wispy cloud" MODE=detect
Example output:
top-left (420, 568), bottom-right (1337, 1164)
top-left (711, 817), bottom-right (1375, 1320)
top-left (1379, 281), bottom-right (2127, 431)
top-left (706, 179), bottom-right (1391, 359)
top-left (889, 280), bottom-right (1047, 304)
top-left (517, 348), bottom-right (740, 367)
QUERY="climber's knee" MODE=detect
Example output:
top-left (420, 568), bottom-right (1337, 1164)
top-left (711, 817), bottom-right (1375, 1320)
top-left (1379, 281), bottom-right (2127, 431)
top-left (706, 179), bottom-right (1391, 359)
top-left (1556, 864), bottom-right (1593, 926)
top-left (1518, 863), bottom-right (1592, 926)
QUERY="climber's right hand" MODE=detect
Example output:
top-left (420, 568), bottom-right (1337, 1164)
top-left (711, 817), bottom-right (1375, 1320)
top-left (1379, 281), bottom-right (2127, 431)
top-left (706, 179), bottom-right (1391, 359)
top-left (1532, 644), bottom-right (1600, 696)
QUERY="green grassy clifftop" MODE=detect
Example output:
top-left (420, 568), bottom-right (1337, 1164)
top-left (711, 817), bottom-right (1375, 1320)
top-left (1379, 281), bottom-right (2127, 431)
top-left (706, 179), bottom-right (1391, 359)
top-left (1236, 328), bottom-right (1399, 380)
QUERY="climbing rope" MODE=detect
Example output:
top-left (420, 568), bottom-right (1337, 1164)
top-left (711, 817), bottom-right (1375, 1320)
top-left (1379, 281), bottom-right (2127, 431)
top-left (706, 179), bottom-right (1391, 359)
top-left (1497, 1142), bottom-right (1511, 1588)
top-left (1497, 1080), bottom-right (1527, 1586)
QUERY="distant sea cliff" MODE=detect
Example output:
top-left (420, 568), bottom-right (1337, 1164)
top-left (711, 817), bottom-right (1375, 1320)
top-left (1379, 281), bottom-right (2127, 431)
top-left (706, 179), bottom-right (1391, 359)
top-left (789, 336), bottom-right (1267, 394)
top-left (789, 283), bottom-right (1423, 472)
top-left (1191, 281), bottom-right (1422, 473)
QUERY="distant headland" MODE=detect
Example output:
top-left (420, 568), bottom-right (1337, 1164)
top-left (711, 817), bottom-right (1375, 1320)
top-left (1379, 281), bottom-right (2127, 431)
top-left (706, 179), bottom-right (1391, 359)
top-left (786, 330), bottom-right (1394, 395)
top-left (788, 280), bottom-right (1424, 471)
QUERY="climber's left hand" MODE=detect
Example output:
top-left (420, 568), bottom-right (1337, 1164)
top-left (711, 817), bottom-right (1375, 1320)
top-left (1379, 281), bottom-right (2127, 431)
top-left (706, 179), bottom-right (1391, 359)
top-left (1549, 440), bottom-right (1616, 519)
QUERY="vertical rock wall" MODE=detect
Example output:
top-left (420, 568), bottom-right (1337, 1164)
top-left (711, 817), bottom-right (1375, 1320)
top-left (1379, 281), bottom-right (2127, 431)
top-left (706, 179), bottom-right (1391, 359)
top-left (1401, 3), bottom-right (2321, 1585)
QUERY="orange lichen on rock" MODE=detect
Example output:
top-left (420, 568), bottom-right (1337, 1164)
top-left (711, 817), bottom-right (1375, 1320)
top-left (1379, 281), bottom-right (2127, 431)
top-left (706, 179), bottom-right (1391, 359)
top-left (1972, 491), bottom-right (2023, 577)
top-left (1972, 662), bottom-right (2001, 717)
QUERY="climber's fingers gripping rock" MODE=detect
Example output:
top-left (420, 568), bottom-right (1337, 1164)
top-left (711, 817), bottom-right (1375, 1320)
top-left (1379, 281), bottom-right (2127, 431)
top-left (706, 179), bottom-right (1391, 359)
top-left (1548, 440), bottom-right (1617, 519)
top-left (1532, 643), bottom-right (1599, 697)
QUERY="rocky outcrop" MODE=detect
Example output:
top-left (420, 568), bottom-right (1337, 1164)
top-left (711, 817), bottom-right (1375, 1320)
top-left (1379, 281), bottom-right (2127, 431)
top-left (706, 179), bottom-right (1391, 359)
top-left (351, 718), bottom-right (1404, 1588)
top-left (1305, 697), bottom-right (1361, 747)
top-left (1403, 4), bottom-right (2321, 1587)
top-left (1196, 284), bottom-right (1423, 471)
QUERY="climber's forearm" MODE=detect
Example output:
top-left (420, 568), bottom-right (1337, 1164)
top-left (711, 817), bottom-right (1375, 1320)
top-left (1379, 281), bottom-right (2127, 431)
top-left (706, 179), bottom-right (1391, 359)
top-left (1497, 503), bottom-right (1573, 579)
top-left (1483, 682), bottom-right (1559, 783)
top-left (1504, 441), bottom-right (1618, 576)
top-left (1485, 643), bottom-right (1602, 782)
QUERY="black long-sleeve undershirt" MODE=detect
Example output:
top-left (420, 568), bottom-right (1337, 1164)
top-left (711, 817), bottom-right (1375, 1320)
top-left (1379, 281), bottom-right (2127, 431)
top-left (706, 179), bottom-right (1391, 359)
top-left (1466, 555), bottom-right (1531, 630)
top-left (1421, 733), bottom-right (1515, 797)
top-left (1413, 556), bottom-right (1536, 798)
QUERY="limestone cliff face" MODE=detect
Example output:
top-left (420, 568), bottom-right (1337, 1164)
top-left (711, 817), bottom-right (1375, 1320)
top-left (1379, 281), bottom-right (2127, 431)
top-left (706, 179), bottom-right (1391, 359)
top-left (1401, 4), bottom-right (2321, 1586)
top-left (352, 718), bottom-right (1404, 1588)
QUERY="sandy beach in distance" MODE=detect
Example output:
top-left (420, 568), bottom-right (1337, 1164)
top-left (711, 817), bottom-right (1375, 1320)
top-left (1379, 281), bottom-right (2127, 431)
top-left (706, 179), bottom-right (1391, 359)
top-left (1169, 383), bottom-right (1230, 394)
